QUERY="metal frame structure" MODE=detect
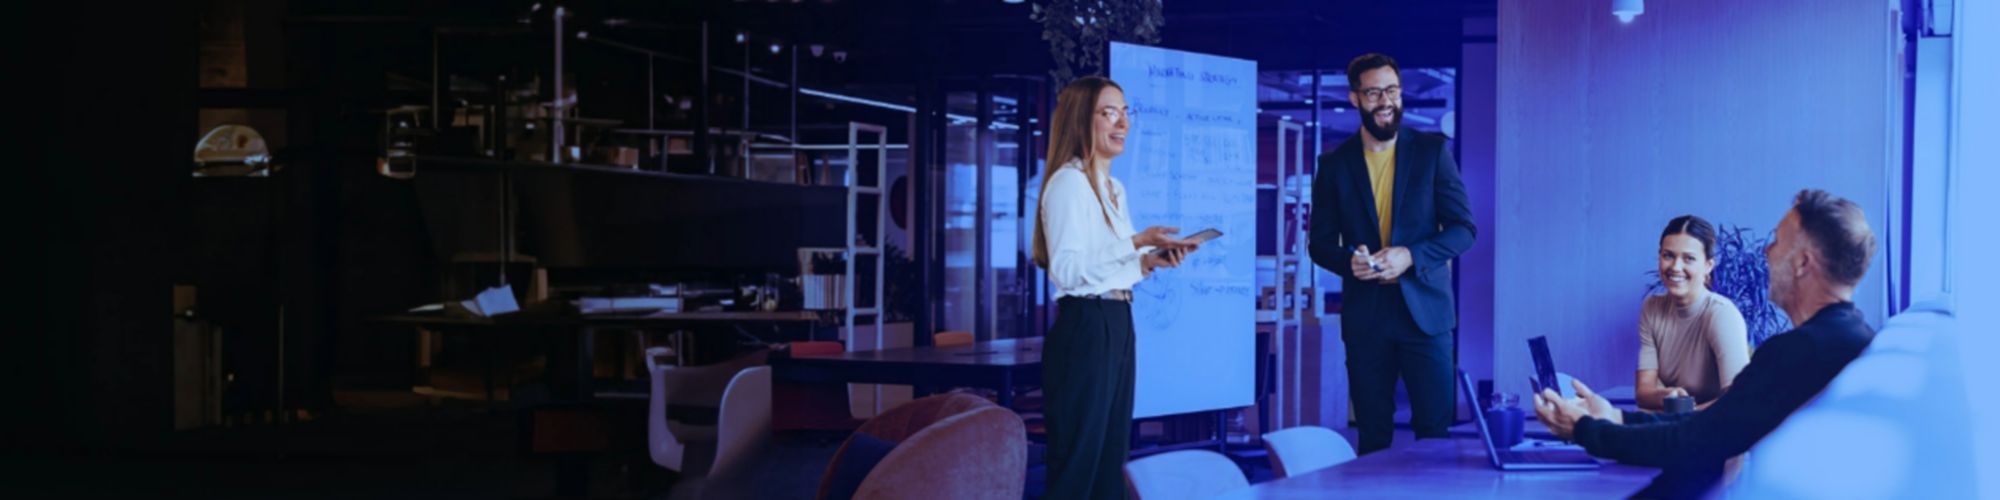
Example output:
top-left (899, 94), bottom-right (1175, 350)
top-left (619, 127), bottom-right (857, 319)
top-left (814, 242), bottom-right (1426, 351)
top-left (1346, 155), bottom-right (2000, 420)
top-left (846, 121), bottom-right (891, 414)
top-left (1271, 119), bottom-right (1312, 430)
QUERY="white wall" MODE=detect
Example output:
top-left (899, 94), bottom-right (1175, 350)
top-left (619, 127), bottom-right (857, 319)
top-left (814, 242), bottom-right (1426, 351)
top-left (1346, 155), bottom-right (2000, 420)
top-left (1949, 0), bottom-right (2000, 495)
top-left (1496, 0), bottom-right (1899, 394)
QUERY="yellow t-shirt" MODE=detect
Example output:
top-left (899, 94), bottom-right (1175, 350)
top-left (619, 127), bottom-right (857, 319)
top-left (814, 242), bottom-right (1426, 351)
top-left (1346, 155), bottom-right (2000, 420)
top-left (1364, 148), bottom-right (1396, 246)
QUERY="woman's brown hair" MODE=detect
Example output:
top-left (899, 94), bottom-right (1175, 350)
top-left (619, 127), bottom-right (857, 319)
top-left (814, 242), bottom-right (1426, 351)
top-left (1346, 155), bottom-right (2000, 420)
top-left (1032, 76), bottom-right (1123, 270)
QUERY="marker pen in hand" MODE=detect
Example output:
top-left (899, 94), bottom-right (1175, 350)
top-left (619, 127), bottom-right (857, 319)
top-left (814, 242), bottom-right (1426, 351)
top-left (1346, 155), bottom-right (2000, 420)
top-left (1352, 246), bottom-right (1385, 273)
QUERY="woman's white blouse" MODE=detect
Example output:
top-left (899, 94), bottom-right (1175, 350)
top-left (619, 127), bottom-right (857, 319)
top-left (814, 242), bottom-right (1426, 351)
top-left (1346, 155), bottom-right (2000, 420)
top-left (1042, 160), bottom-right (1148, 298)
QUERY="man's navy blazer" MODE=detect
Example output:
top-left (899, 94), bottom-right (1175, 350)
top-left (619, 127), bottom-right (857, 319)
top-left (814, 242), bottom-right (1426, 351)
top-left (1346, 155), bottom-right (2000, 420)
top-left (1308, 126), bottom-right (1477, 336)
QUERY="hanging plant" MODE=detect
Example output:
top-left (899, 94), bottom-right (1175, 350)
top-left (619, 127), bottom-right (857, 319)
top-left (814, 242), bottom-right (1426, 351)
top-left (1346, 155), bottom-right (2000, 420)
top-left (1644, 225), bottom-right (1794, 347)
top-left (1030, 0), bottom-right (1165, 84)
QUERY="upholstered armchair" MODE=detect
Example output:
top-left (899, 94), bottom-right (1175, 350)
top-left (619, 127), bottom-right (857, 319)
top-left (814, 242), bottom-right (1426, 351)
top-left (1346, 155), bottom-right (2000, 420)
top-left (815, 393), bottom-right (1027, 500)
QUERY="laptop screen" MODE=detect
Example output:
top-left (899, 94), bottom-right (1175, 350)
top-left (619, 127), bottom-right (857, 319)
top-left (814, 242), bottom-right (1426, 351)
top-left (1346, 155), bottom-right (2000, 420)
top-left (1458, 370), bottom-right (1503, 464)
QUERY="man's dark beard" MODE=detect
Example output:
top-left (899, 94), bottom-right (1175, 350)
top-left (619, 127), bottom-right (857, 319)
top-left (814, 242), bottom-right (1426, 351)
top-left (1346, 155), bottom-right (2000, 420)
top-left (1361, 104), bottom-right (1401, 142)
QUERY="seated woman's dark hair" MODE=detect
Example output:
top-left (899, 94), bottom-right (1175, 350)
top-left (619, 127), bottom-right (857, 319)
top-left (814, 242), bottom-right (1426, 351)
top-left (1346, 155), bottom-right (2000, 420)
top-left (1662, 214), bottom-right (1718, 288)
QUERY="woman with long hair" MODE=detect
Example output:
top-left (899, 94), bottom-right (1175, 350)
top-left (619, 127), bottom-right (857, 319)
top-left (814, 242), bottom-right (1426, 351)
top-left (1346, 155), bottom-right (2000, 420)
top-left (1033, 76), bottom-right (1197, 499)
top-left (1637, 215), bottom-right (1751, 411)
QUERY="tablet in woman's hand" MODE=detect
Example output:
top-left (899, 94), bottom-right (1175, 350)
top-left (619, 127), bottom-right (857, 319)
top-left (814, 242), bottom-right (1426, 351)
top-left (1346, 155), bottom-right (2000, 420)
top-left (1152, 228), bottom-right (1221, 256)
top-left (1183, 228), bottom-right (1223, 243)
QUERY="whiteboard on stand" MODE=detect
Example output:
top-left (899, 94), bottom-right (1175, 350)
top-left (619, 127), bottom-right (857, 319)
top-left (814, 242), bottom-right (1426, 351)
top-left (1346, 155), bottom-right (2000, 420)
top-left (1110, 41), bottom-right (1258, 419)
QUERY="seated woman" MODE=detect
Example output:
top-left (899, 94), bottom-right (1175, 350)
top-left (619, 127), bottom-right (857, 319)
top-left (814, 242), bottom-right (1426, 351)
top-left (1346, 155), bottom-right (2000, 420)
top-left (1636, 215), bottom-right (1751, 411)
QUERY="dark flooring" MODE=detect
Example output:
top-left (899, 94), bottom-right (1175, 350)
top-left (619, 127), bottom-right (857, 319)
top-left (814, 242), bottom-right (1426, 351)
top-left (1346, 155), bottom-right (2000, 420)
top-left (5, 390), bottom-right (1422, 498)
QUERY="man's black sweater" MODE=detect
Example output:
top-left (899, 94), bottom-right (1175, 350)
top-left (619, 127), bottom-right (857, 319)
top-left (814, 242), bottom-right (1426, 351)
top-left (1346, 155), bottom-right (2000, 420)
top-left (1573, 301), bottom-right (1876, 499)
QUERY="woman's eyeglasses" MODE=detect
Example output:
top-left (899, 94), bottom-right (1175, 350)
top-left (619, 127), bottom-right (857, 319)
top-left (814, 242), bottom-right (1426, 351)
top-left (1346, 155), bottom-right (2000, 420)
top-left (1098, 106), bottom-right (1135, 123)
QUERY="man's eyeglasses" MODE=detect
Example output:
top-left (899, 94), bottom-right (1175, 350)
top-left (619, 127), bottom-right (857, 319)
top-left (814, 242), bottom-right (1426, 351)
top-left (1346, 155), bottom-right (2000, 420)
top-left (1356, 85), bottom-right (1402, 102)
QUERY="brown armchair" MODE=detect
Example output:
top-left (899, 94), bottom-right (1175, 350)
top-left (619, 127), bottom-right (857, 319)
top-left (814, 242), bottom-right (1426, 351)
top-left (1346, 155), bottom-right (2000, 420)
top-left (816, 393), bottom-right (1027, 500)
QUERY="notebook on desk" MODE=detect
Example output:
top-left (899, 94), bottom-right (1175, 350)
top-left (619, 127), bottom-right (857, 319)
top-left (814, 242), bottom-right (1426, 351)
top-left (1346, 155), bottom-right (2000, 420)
top-left (1459, 370), bottom-right (1600, 470)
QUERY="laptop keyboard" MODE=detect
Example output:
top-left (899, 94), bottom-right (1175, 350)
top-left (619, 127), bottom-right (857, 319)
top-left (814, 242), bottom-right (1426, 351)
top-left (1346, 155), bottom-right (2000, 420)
top-left (1500, 450), bottom-right (1593, 464)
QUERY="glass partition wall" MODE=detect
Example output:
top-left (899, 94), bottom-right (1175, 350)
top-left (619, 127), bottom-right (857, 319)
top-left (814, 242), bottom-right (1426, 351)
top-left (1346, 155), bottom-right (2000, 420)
top-left (935, 76), bottom-right (1045, 342)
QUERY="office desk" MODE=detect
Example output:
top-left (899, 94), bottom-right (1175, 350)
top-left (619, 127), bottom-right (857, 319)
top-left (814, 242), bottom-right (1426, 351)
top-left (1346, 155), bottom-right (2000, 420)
top-left (375, 310), bottom-right (825, 402)
top-left (771, 337), bottom-right (1042, 408)
top-left (1219, 437), bottom-right (1655, 499)
top-left (376, 309), bottom-right (824, 328)
top-left (375, 311), bottom-right (821, 497)
top-left (1599, 385), bottom-right (1637, 405)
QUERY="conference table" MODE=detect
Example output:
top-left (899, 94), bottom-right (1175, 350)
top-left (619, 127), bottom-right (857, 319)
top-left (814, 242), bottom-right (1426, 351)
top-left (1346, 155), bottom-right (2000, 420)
top-left (770, 337), bottom-right (1042, 408)
top-left (1218, 437), bottom-right (1657, 499)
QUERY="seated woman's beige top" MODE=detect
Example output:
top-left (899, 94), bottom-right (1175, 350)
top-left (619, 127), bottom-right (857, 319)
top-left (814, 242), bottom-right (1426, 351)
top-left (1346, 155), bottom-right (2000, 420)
top-left (1639, 290), bottom-right (1752, 404)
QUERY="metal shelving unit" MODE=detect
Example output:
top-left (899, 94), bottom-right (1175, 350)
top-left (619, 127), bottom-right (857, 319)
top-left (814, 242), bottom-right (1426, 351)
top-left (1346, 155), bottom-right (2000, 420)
top-left (844, 121), bottom-right (894, 416)
top-left (1271, 120), bottom-right (1312, 430)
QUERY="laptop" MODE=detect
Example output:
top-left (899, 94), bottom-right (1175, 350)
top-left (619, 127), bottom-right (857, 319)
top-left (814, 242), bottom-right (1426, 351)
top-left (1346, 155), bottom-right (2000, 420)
top-left (1458, 370), bottom-right (1600, 470)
